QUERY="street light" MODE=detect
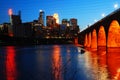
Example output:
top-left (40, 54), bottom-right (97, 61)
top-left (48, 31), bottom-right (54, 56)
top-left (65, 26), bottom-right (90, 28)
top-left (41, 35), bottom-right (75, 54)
top-left (114, 3), bottom-right (119, 9)
top-left (94, 19), bottom-right (97, 22)
top-left (101, 13), bottom-right (105, 17)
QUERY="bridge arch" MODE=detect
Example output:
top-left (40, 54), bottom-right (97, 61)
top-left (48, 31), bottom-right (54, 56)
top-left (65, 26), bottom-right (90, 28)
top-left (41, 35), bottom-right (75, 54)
top-left (107, 20), bottom-right (120, 47)
top-left (91, 29), bottom-right (97, 49)
top-left (98, 26), bottom-right (106, 47)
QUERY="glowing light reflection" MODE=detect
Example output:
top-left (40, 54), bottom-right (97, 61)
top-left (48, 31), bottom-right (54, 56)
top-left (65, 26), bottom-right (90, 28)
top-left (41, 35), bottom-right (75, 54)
top-left (97, 48), bottom-right (109, 80)
top-left (6, 46), bottom-right (17, 80)
top-left (52, 45), bottom-right (63, 80)
top-left (107, 48), bottom-right (120, 80)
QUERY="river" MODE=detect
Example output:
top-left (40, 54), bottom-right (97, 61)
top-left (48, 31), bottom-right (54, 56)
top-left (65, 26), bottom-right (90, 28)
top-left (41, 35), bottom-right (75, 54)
top-left (0, 45), bottom-right (120, 80)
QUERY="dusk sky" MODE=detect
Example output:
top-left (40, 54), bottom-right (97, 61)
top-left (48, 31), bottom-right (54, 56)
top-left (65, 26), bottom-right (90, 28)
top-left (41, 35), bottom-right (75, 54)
top-left (0, 0), bottom-right (120, 30)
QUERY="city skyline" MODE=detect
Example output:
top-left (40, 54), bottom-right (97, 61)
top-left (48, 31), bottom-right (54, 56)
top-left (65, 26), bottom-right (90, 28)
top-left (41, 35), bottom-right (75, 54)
top-left (0, 0), bottom-right (120, 30)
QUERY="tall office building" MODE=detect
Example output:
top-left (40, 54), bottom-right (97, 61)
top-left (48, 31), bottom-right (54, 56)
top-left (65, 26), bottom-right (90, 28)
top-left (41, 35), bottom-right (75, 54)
top-left (62, 19), bottom-right (70, 26)
top-left (70, 18), bottom-right (77, 27)
top-left (11, 14), bottom-right (22, 25)
top-left (46, 16), bottom-right (56, 28)
top-left (38, 10), bottom-right (45, 26)
top-left (8, 9), bottom-right (22, 37)
top-left (8, 9), bottom-right (22, 25)
top-left (70, 18), bottom-right (80, 34)
top-left (8, 9), bottom-right (13, 25)
top-left (53, 13), bottom-right (59, 24)
top-left (70, 18), bottom-right (77, 30)
top-left (11, 11), bottom-right (22, 37)
top-left (8, 9), bottom-right (14, 36)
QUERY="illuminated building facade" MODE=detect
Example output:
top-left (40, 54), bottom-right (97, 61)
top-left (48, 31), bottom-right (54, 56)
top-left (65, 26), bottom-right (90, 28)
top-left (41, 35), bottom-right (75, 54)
top-left (53, 13), bottom-right (59, 24)
top-left (38, 10), bottom-right (45, 26)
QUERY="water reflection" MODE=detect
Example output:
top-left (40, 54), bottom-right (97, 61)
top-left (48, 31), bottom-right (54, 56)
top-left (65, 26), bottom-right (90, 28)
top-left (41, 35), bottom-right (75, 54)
top-left (82, 47), bottom-right (108, 80)
top-left (52, 45), bottom-right (63, 80)
top-left (5, 46), bottom-right (17, 80)
top-left (86, 47), bottom-right (120, 80)
top-left (107, 48), bottom-right (120, 80)
top-left (0, 45), bottom-right (120, 80)
top-left (97, 47), bottom-right (109, 80)
top-left (83, 50), bottom-right (98, 80)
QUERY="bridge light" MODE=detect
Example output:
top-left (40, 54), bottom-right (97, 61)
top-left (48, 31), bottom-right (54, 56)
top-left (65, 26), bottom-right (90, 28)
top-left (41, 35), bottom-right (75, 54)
top-left (114, 3), bottom-right (119, 9)
top-left (94, 19), bottom-right (97, 22)
top-left (39, 9), bottom-right (43, 12)
top-left (101, 13), bottom-right (105, 17)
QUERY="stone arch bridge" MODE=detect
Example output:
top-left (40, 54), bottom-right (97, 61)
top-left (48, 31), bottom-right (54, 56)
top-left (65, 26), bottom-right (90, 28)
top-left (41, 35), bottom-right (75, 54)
top-left (79, 8), bottom-right (120, 49)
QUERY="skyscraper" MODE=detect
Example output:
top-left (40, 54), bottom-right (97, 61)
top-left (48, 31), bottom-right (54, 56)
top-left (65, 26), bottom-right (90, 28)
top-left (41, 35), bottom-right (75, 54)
top-left (46, 16), bottom-right (57, 28)
top-left (11, 14), bottom-right (22, 25)
top-left (11, 11), bottom-right (22, 37)
top-left (70, 18), bottom-right (77, 27)
top-left (53, 13), bottom-right (59, 24)
top-left (62, 19), bottom-right (69, 26)
top-left (8, 9), bottom-right (13, 36)
top-left (8, 9), bottom-right (13, 25)
top-left (70, 18), bottom-right (80, 34)
top-left (38, 10), bottom-right (45, 26)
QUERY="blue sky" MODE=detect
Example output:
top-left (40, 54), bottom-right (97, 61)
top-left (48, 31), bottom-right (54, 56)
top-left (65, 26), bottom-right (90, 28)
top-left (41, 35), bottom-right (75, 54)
top-left (0, 0), bottom-right (120, 30)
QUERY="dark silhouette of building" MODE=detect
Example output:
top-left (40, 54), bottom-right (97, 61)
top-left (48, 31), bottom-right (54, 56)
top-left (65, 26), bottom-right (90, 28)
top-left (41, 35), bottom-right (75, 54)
top-left (2, 23), bottom-right (9, 35)
top-left (11, 11), bottom-right (22, 37)
top-left (62, 19), bottom-right (69, 26)
top-left (11, 14), bottom-right (22, 25)
top-left (70, 18), bottom-right (77, 29)
top-left (46, 16), bottom-right (56, 28)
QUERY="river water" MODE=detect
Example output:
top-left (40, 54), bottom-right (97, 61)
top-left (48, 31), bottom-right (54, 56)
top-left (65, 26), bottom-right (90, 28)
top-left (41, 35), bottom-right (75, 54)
top-left (0, 45), bottom-right (120, 80)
